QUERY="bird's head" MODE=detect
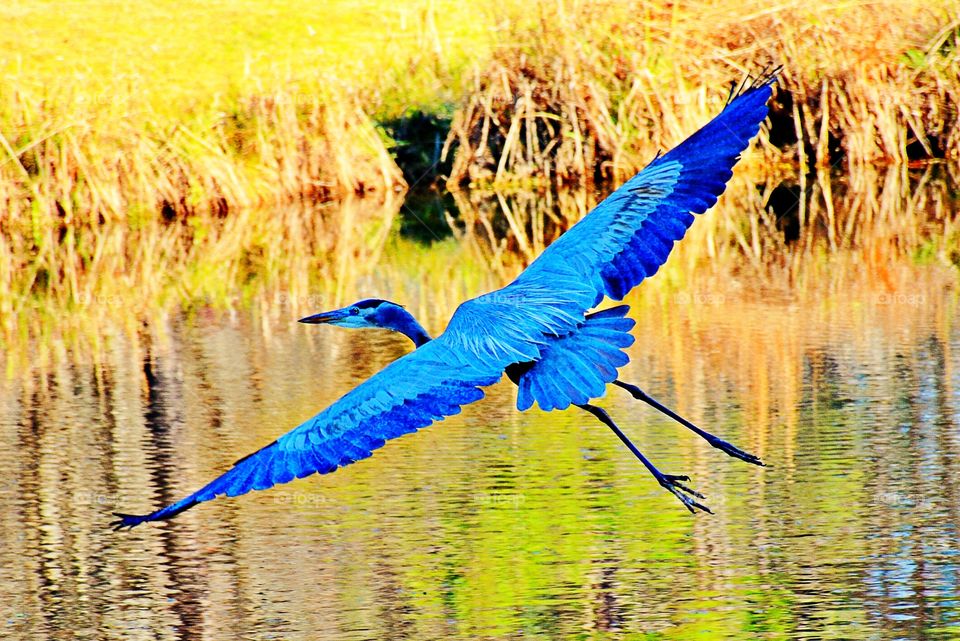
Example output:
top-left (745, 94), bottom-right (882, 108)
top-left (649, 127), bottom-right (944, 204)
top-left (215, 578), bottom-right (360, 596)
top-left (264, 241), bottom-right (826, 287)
top-left (298, 298), bottom-right (431, 346)
top-left (299, 298), bottom-right (398, 329)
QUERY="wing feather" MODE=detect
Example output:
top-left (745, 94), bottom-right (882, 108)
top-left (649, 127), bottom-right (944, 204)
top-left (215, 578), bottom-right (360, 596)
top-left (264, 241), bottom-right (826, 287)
top-left (499, 73), bottom-right (776, 322)
top-left (111, 338), bottom-right (503, 528)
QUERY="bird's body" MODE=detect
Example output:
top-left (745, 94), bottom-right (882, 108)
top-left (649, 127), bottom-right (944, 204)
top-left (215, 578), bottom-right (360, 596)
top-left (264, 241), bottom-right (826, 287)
top-left (113, 72), bottom-right (777, 529)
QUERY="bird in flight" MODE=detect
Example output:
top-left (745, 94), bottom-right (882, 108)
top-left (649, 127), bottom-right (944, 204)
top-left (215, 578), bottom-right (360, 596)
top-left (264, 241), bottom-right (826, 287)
top-left (112, 71), bottom-right (776, 530)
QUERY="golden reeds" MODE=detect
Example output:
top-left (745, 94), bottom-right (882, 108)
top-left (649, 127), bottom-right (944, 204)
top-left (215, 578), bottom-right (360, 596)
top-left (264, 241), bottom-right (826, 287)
top-left (3, 0), bottom-right (959, 376)
top-left (0, 82), bottom-right (404, 344)
top-left (444, 0), bottom-right (960, 188)
top-left (0, 82), bottom-right (403, 219)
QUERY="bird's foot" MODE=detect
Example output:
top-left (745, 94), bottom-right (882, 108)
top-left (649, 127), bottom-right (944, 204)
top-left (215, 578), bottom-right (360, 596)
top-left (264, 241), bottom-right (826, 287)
top-left (705, 436), bottom-right (765, 466)
top-left (614, 381), bottom-right (763, 467)
top-left (658, 474), bottom-right (712, 514)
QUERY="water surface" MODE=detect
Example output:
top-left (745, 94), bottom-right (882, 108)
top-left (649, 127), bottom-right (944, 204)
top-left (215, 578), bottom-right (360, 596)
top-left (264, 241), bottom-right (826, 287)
top-left (2, 182), bottom-right (959, 640)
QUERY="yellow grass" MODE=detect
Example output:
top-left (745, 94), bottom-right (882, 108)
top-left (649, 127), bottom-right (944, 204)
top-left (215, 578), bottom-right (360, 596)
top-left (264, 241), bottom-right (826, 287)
top-left (446, 0), bottom-right (960, 187)
top-left (2, 0), bottom-right (959, 372)
top-left (1, 0), bottom-right (495, 348)
top-left (0, 0), bottom-right (499, 249)
top-left (0, 0), bottom-right (491, 114)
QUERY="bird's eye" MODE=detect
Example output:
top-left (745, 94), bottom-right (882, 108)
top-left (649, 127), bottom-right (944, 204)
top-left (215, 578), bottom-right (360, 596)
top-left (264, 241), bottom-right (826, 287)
top-left (349, 307), bottom-right (359, 316)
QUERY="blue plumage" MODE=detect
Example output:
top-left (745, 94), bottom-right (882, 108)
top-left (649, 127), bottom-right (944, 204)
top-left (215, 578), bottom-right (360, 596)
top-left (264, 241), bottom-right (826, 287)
top-left (112, 72), bottom-right (775, 529)
top-left (515, 306), bottom-right (635, 411)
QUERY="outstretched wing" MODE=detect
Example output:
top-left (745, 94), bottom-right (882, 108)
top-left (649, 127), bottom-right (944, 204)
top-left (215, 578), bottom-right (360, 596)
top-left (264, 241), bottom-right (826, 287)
top-left (526, 73), bottom-right (775, 299)
top-left (112, 337), bottom-right (503, 528)
top-left (447, 73), bottom-right (777, 367)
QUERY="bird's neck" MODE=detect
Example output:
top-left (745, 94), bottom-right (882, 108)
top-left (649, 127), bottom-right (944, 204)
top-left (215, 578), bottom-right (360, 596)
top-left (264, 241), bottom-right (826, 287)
top-left (398, 318), bottom-right (432, 347)
top-left (379, 308), bottom-right (432, 347)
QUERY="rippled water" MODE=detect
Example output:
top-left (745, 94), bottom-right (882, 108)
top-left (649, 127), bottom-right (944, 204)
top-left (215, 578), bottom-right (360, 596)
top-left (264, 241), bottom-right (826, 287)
top-left (2, 263), bottom-right (958, 640)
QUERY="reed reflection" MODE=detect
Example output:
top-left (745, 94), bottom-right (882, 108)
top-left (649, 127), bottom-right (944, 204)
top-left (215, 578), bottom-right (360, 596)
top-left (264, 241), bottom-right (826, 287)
top-left (0, 167), bottom-right (957, 639)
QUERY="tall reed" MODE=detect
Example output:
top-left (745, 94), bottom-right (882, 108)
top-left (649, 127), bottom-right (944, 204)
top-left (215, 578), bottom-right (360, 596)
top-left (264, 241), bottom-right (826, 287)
top-left (0, 82), bottom-right (404, 344)
top-left (444, 0), bottom-right (960, 188)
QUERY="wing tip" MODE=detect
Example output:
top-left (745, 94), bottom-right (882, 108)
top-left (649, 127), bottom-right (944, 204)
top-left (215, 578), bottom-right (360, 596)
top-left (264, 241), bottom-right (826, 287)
top-left (110, 512), bottom-right (152, 531)
top-left (109, 497), bottom-right (200, 532)
top-left (726, 65), bottom-right (781, 106)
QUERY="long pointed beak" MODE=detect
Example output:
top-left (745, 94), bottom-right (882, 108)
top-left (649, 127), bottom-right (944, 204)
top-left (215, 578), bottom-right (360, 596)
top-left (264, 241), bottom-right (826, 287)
top-left (298, 309), bottom-right (346, 324)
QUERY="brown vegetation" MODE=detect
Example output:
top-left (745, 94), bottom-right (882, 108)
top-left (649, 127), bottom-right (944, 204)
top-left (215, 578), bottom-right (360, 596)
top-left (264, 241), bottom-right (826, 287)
top-left (445, 1), bottom-right (960, 188)
top-left (3, 0), bottom-right (959, 368)
top-left (0, 85), bottom-right (403, 348)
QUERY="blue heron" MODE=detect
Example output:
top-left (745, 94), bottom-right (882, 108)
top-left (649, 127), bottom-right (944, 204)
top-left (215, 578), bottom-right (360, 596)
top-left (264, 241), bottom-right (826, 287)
top-left (112, 71), bottom-right (776, 530)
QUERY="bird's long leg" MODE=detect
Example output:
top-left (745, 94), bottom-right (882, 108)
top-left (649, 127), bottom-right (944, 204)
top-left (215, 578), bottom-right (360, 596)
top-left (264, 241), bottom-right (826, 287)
top-left (613, 380), bottom-right (763, 466)
top-left (576, 403), bottom-right (712, 514)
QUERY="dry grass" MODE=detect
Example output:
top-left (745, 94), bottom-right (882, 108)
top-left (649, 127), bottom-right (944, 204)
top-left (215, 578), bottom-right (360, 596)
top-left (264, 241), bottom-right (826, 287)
top-left (0, 84), bottom-right (403, 352)
top-left (0, 0), bottom-right (492, 223)
top-left (445, 0), bottom-right (960, 188)
top-left (0, 81), bottom-right (402, 216)
top-left (2, 0), bottom-right (959, 372)
top-left (0, 0), bottom-right (490, 351)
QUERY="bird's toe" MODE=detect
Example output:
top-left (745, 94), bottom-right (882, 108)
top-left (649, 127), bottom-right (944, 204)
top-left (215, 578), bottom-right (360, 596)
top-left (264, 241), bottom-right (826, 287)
top-left (658, 474), bottom-right (712, 514)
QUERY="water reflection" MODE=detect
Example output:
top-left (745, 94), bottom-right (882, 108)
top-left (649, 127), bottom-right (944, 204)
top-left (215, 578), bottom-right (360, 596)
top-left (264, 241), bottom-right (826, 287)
top-left (2, 272), bottom-right (957, 639)
top-left (448, 162), bottom-right (960, 283)
top-left (2, 168), bottom-right (959, 639)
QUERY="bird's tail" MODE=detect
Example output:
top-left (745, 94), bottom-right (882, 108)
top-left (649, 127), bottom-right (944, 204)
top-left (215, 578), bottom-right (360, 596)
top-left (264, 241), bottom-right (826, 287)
top-left (515, 305), bottom-right (635, 412)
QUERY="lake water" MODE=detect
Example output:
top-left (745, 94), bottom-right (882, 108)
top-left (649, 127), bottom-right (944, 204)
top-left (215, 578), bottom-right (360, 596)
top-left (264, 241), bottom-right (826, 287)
top-left (2, 178), bottom-right (959, 640)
